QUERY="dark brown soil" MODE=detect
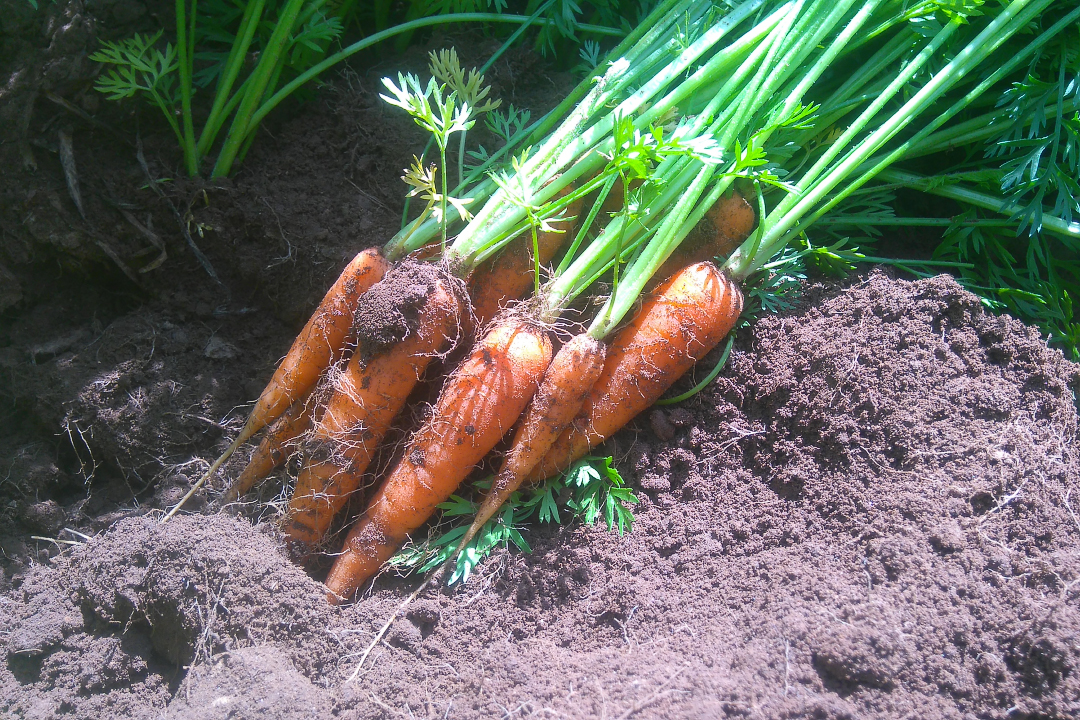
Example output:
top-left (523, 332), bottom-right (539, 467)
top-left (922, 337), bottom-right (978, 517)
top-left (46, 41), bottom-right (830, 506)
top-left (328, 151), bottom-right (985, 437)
top-left (3, 3), bottom-right (1080, 719)
top-left (5, 270), bottom-right (1080, 719)
top-left (353, 261), bottom-right (447, 359)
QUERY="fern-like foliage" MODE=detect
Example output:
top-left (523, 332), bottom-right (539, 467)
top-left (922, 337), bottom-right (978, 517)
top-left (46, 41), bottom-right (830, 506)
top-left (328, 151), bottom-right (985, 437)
top-left (90, 31), bottom-right (179, 103)
top-left (986, 40), bottom-right (1080, 237)
top-left (89, 31), bottom-right (183, 140)
top-left (388, 455), bottom-right (638, 585)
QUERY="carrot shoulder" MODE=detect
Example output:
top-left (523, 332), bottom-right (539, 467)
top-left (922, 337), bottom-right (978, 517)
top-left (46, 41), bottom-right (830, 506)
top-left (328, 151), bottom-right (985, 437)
top-left (283, 277), bottom-right (462, 550)
top-left (324, 320), bottom-right (553, 603)
top-left (650, 190), bottom-right (755, 289)
top-left (469, 184), bottom-right (581, 327)
top-left (530, 262), bottom-right (744, 481)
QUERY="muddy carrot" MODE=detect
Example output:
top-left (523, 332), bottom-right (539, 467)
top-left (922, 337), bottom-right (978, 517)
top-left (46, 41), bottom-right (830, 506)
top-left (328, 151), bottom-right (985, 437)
top-left (529, 262), bottom-right (744, 481)
top-left (247, 247), bottom-right (391, 437)
top-left (324, 320), bottom-right (553, 603)
top-left (456, 333), bottom-right (607, 554)
top-left (163, 248), bottom-right (390, 522)
top-left (223, 392), bottom-right (314, 504)
top-left (283, 277), bottom-right (462, 552)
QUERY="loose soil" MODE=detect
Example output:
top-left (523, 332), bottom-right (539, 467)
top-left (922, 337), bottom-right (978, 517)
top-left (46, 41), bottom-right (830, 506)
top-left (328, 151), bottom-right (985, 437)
top-left (3, 3), bottom-right (1080, 719)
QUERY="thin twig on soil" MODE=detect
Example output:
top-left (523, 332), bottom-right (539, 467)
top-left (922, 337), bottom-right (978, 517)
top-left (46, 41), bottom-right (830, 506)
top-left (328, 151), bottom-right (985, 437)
top-left (57, 128), bottom-right (85, 220)
top-left (46, 91), bottom-right (125, 138)
top-left (614, 668), bottom-right (684, 720)
top-left (135, 136), bottom-right (225, 289)
top-left (346, 572), bottom-right (438, 682)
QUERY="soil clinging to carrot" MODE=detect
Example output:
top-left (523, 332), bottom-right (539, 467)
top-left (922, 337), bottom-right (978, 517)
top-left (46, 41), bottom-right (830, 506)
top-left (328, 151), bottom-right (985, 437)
top-left (4, 271), bottom-right (1079, 720)
top-left (352, 261), bottom-right (449, 360)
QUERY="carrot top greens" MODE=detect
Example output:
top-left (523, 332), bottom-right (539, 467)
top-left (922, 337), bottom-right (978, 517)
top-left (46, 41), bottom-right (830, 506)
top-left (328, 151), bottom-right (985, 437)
top-left (385, 0), bottom-right (1078, 341)
top-left (392, 456), bottom-right (638, 585)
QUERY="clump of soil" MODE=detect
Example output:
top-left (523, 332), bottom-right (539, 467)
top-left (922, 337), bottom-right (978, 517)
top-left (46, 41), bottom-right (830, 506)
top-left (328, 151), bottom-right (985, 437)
top-left (353, 260), bottom-right (446, 359)
top-left (5, 271), bottom-right (1078, 719)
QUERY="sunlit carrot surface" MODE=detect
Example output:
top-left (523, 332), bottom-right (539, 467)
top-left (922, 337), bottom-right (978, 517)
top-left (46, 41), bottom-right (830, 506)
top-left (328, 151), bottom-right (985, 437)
top-left (324, 320), bottom-right (553, 602)
top-left (457, 333), bottom-right (607, 554)
top-left (530, 262), bottom-right (744, 481)
top-left (284, 276), bottom-right (462, 552)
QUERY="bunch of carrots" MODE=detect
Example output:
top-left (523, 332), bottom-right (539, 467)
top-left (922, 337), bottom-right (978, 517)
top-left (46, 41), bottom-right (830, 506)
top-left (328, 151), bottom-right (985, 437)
top-left (166, 0), bottom-right (1080, 603)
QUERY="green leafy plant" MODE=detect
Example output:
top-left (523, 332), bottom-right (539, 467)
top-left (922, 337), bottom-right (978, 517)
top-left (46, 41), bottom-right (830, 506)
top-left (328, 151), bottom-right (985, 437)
top-left (381, 49), bottom-right (502, 246)
top-left (389, 455), bottom-right (638, 584)
top-left (91, 0), bottom-right (343, 177)
top-left (91, 1), bottom-right (625, 177)
top-left (91, 32), bottom-right (183, 142)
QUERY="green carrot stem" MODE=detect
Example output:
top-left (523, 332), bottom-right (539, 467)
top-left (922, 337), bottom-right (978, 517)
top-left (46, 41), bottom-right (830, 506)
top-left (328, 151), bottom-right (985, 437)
top-left (810, 1), bottom-right (1080, 231)
top-left (878, 168), bottom-right (1080, 241)
top-left (196, 0), bottom-right (267, 158)
top-left (175, 0), bottom-right (198, 175)
top-left (212, 0), bottom-right (307, 178)
top-left (732, 0), bottom-right (1053, 278)
top-left (246, 13), bottom-right (625, 141)
top-left (655, 334), bottom-right (735, 406)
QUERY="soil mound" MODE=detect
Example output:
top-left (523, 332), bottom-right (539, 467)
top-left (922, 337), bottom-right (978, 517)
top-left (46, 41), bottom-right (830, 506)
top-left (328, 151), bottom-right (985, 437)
top-left (4, 272), bottom-right (1079, 720)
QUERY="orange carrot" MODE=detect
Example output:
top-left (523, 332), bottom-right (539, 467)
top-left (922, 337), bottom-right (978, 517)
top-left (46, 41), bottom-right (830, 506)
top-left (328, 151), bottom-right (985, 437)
top-left (162, 248), bottom-right (390, 522)
top-left (246, 247), bottom-right (391, 439)
top-left (457, 333), bottom-right (607, 554)
top-left (469, 185), bottom-right (581, 327)
top-left (324, 320), bottom-right (553, 603)
top-left (283, 276), bottom-right (463, 551)
top-left (223, 392), bottom-right (314, 504)
top-left (529, 262), bottom-right (744, 482)
top-left (649, 190), bottom-right (755, 289)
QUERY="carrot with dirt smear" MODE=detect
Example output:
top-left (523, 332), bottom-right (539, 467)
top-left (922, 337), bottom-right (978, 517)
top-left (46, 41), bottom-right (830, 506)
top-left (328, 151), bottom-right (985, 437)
top-left (163, 247), bottom-right (390, 522)
top-left (456, 332), bottom-right (607, 554)
top-left (324, 320), bottom-right (552, 603)
top-left (247, 247), bottom-right (392, 437)
top-left (224, 392), bottom-right (314, 504)
top-left (283, 275), bottom-right (462, 553)
top-left (528, 261), bottom-right (744, 482)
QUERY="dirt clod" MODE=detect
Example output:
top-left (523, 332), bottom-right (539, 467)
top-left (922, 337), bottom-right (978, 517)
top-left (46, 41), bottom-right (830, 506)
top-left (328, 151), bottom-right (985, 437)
top-left (352, 261), bottom-right (444, 359)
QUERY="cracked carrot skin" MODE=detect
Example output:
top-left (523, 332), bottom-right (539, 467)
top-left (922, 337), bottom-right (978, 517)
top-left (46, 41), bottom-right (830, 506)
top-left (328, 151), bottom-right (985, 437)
top-left (529, 261), bottom-right (744, 482)
top-left (324, 320), bottom-right (553, 603)
top-left (243, 247), bottom-right (391, 443)
top-left (458, 333), bottom-right (607, 553)
top-left (283, 278), bottom-right (463, 551)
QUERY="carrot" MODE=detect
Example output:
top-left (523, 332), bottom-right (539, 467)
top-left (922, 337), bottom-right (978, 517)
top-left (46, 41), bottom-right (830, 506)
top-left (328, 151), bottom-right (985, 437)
top-left (528, 261), bottom-right (743, 482)
top-left (247, 247), bottom-right (392, 438)
top-left (456, 333), bottom-right (607, 554)
top-left (162, 248), bottom-right (390, 522)
top-left (650, 190), bottom-right (755, 287)
top-left (283, 276), bottom-right (463, 551)
top-left (223, 392), bottom-right (314, 504)
top-left (324, 320), bottom-right (553, 603)
top-left (468, 185), bottom-right (581, 327)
